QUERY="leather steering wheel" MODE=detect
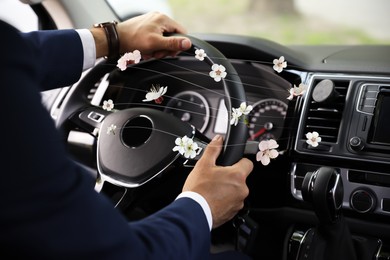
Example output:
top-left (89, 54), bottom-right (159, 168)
top-left (55, 34), bottom-right (248, 189)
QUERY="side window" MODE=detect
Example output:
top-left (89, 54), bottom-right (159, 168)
top-left (0, 0), bottom-right (38, 32)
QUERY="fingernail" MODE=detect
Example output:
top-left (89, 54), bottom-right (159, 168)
top-left (212, 134), bottom-right (221, 141)
top-left (181, 39), bottom-right (191, 50)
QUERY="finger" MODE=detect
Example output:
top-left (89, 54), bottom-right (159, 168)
top-left (232, 158), bottom-right (254, 179)
top-left (200, 135), bottom-right (223, 166)
top-left (158, 36), bottom-right (192, 52)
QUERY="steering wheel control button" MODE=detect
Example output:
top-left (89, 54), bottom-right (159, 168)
top-left (88, 111), bottom-right (105, 123)
top-left (350, 189), bottom-right (376, 213)
top-left (312, 79), bottom-right (340, 103)
top-left (349, 136), bottom-right (365, 151)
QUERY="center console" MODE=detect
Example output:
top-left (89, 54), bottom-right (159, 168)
top-left (289, 73), bottom-right (390, 259)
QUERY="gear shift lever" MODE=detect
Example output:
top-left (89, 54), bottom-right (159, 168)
top-left (299, 167), bottom-right (357, 260)
top-left (302, 167), bottom-right (344, 224)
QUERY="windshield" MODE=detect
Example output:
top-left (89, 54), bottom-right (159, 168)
top-left (163, 0), bottom-right (390, 45)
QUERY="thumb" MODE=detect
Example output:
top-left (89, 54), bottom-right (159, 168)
top-left (160, 36), bottom-right (192, 52)
top-left (200, 135), bottom-right (223, 166)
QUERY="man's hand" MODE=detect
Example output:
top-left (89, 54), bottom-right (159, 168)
top-left (117, 12), bottom-right (192, 59)
top-left (182, 135), bottom-right (253, 229)
top-left (91, 12), bottom-right (192, 60)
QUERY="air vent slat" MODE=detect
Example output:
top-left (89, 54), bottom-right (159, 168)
top-left (302, 79), bottom-right (350, 143)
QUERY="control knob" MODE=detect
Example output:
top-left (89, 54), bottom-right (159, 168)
top-left (349, 136), bottom-right (365, 151)
top-left (350, 189), bottom-right (376, 213)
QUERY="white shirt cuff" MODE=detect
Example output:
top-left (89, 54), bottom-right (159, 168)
top-left (76, 29), bottom-right (96, 71)
top-left (176, 191), bottom-right (212, 231)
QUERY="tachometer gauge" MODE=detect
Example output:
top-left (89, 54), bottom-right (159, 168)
top-left (164, 91), bottom-right (210, 132)
top-left (248, 98), bottom-right (288, 141)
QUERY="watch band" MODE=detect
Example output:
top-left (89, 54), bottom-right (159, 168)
top-left (93, 21), bottom-right (119, 62)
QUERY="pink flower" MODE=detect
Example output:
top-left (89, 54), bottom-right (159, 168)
top-left (256, 139), bottom-right (279, 166)
top-left (116, 50), bottom-right (141, 71)
top-left (273, 56), bottom-right (287, 73)
top-left (209, 64), bottom-right (227, 82)
top-left (306, 131), bottom-right (321, 147)
top-left (287, 83), bottom-right (307, 100)
top-left (195, 49), bottom-right (207, 61)
top-left (143, 85), bottom-right (168, 104)
top-left (102, 99), bottom-right (114, 111)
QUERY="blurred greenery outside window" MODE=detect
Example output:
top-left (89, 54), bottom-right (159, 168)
top-left (167, 0), bottom-right (390, 45)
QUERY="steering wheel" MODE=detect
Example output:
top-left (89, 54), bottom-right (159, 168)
top-left (55, 34), bottom-right (248, 190)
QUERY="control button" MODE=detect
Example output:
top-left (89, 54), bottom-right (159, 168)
top-left (383, 198), bottom-right (390, 212)
top-left (350, 189), bottom-right (376, 213)
top-left (349, 136), bottom-right (365, 151)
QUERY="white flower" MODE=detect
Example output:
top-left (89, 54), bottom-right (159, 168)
top-left (230, 102), bottom-right (253, 126)
top-left (256, 139), bottom-right (279, 166)
top-left (238, 102), bottom-right (253, 115)
top-left (195, 49), bottom-right (207, 61)
top-left (116, 50), bottom-right (141, 71)
top-left (172, 135), bottom-right (200, 159)
top-left (143, 85), bottom-right (168, 104)
top-left (184, 139), bottom-right (200, 159)
top-left (102, 99), bottom-right (114, 111)
top-left (172, 135), bottom-right (190, 155)
top-left (209, 64), bottom-right (227, 82)
top-left (230, 107), bottom-right (242, 126)
top-left (287, 83), bottom-right (307, 100)
top-left (306, 131), bottom-right (322, 147)
top-left (273, 56), bottom-right (287, 73)
top-left (107, 124), bottom-right (117, 135)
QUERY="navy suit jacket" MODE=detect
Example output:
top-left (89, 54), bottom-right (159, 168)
top-left (0, 20), bottom-right (211, 259)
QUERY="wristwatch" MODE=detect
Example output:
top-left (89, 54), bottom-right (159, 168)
top-left (93, 21), bottom-right (120, 62)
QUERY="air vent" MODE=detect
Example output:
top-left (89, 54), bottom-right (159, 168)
top-left (90, 73), bottom-right (110, 106)
top-left (303, 79), bottom-right (350, 143)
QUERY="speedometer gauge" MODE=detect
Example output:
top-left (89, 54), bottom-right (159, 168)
top-left (248, 98), bottom-right (288, 141)
top-left (164, 91), bottom-right (210, 132)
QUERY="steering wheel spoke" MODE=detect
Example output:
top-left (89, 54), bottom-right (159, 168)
top-left (68, 106), bottom-right (111, 136)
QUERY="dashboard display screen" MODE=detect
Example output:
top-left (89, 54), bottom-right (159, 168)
top-left (370, 92), bottom-right (390, 145)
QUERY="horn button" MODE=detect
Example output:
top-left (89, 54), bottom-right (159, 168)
top-left (97, 107), bottom-right (193, 186)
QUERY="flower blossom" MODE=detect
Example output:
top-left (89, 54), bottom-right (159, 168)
top-left (107, 124), bottom-right (117, 135)
top-left (238, 102), bottom-right (253, 115)
top-left (116, 50), bottom-right (141, 71)
top-left (256, 139), bottom-right (279, 166)
top-left (195, 49), bottom-right (207, 61)
top-left (172, 135), bottom-right (201, 159)
top-left (273, 56), bottom-right (287, 73)
top-left (209, 64), bottom-right (227, 82)
top-left (230, 108), bottom-right (242, 126)
top-left (306, 131), bottom-right (322, 147)
top-left (102, 99), bottom-right (114, 111)
top-left (287, 83), bottom-right (307, 100)
top-left (143, 85), bottom-right (168, 104)
top-left (230, 102), bottom-right (253, 126)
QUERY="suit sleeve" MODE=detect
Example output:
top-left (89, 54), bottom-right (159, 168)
top-left (20, 28), bottom-right (84, 90)
top-left (1, 20), bottom-right (211, 260)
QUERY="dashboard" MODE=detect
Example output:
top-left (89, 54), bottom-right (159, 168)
top-left (94, 55), bottom-right (293, 147)
top-left (50, 33), bottom-right (390, 259)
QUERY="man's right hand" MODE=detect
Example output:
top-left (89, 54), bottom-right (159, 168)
top-left (182, 135), bottom-right (253, 229)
